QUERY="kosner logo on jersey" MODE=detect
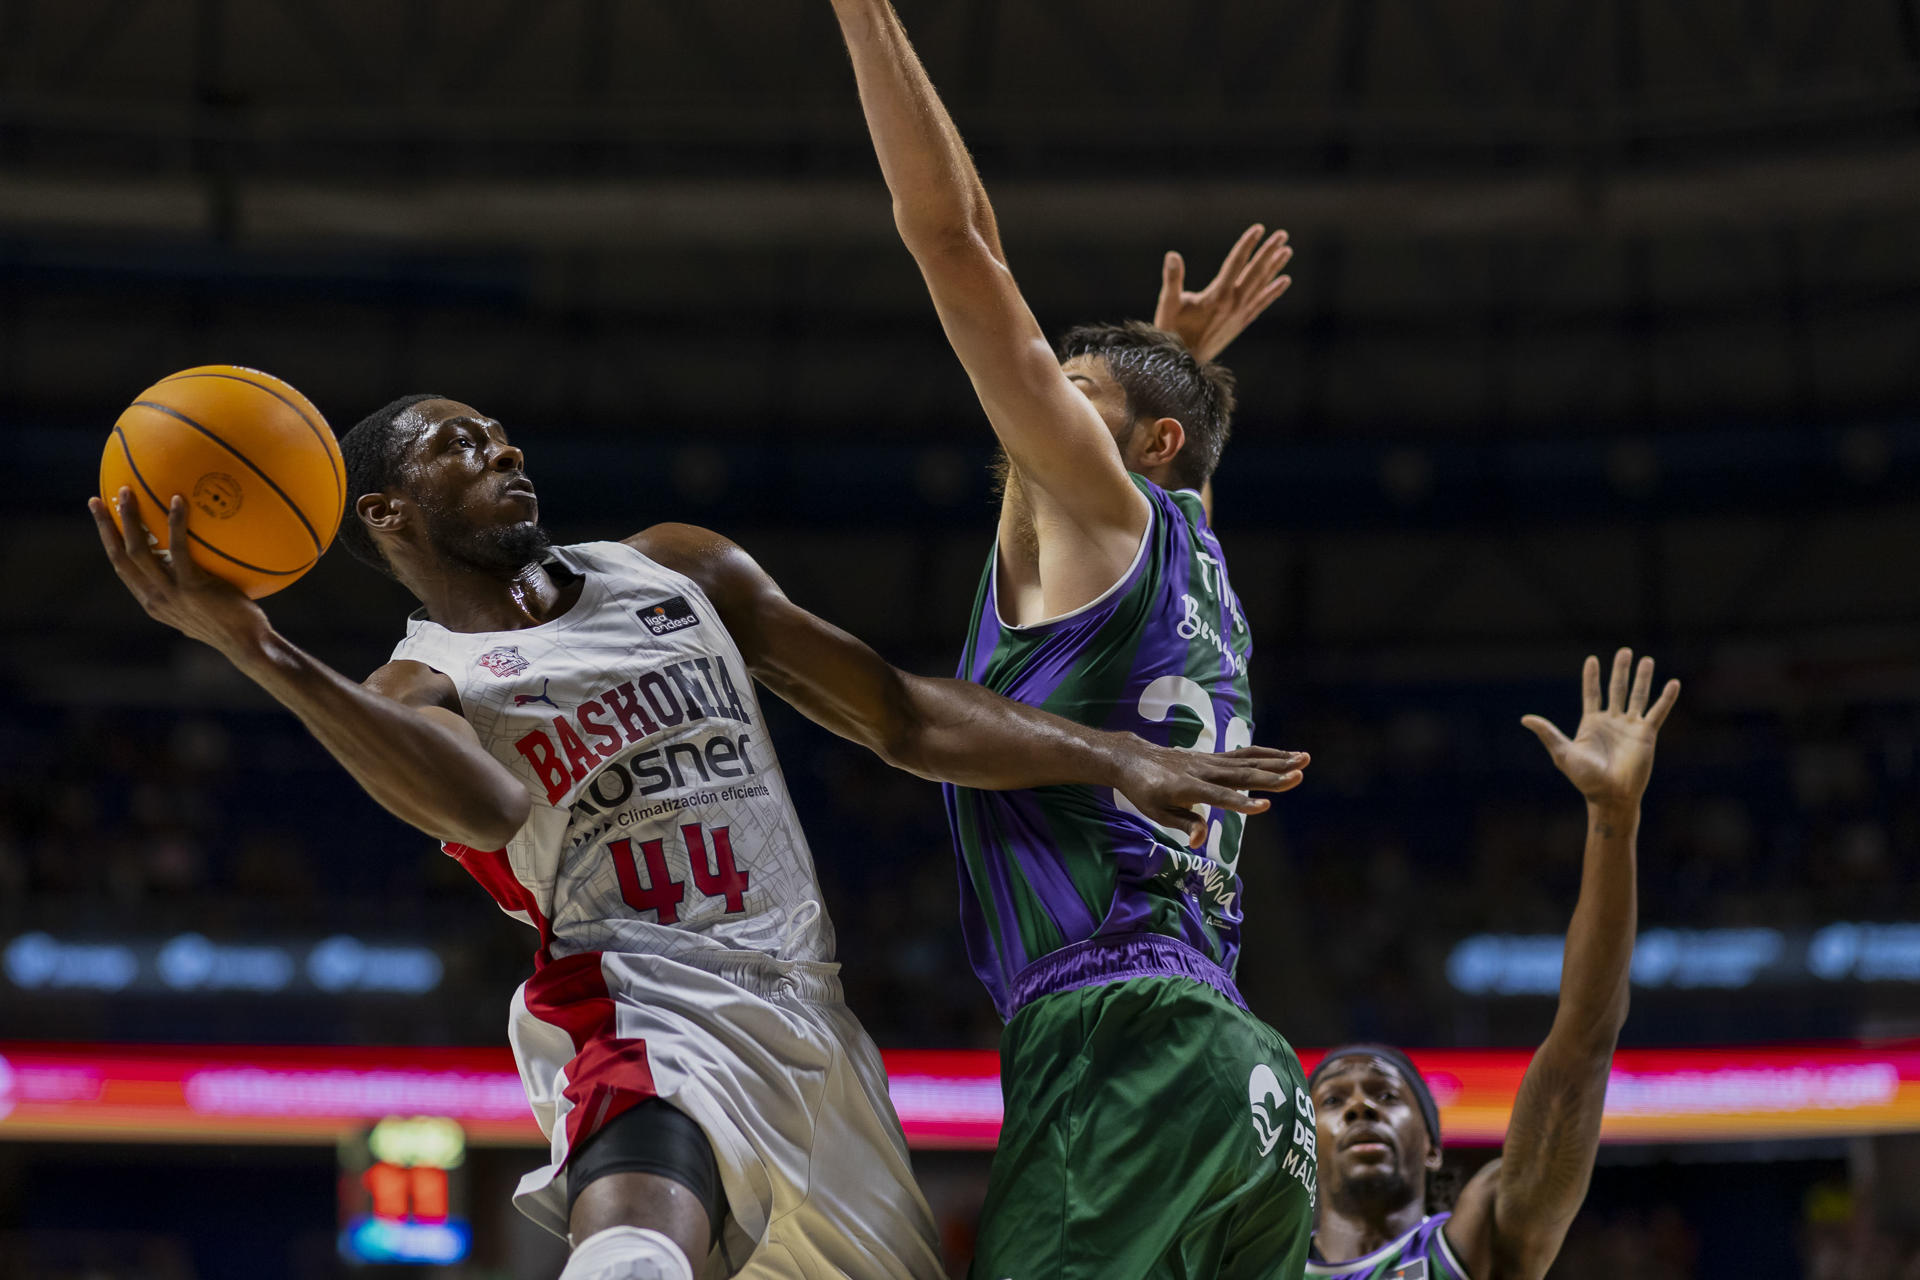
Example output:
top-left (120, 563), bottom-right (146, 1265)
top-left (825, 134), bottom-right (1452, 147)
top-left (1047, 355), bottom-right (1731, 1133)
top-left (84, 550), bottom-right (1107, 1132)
top-left (513, 654), bottom-right (755, 806)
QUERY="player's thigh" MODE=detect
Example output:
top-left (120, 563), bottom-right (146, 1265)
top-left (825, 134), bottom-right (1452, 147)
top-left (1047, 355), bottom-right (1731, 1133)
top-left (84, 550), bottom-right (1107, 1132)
top-left (975, 979), bottom-right (1313, 1280)
top-left (777, 1004), bottom-right (943, 1279)
top-left (975, 981), bottom-right (1216, 1279)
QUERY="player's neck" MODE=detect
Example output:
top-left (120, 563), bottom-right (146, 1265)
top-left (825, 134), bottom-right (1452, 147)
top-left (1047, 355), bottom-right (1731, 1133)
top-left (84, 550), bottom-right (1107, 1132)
top-left (417, 560), bottom-right (583, 634)
top-left (1314, 1196), bottom-right (1428, 1263)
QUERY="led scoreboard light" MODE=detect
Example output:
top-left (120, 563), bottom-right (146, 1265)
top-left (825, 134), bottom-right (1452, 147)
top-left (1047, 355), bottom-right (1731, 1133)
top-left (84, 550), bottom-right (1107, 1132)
top-left (339, 1116), bottom-right (472, 1266)
top-left (3, 1040), bottom-right (1920, 1149)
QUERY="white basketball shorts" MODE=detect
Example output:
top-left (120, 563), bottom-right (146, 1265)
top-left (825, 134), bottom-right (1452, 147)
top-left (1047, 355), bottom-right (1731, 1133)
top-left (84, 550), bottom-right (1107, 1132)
top-left (506, 947), bottom-right (944, 1279)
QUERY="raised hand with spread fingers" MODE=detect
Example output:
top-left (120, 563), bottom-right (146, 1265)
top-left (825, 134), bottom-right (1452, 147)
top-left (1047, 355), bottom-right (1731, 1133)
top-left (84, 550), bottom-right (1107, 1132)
top-left (1153, 223), bottom-right (1294, 364)
top-left (1522, 648), bottom-right (1680, 817)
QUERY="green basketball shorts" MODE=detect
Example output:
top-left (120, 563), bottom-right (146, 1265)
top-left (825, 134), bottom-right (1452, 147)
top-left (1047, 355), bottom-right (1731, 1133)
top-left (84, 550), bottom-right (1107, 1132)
top-left (970, 973), bottom-right (1317, 1280)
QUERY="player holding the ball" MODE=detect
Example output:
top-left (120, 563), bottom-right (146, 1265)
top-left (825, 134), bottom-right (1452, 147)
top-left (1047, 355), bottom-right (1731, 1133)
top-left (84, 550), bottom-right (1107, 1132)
top-left (90, 390), bottom-right (1311, 1280)
top-left (99, 365), bottom-right (346, 598)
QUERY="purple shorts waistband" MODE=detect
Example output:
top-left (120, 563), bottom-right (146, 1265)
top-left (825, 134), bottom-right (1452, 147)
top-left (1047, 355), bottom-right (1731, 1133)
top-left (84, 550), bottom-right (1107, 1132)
top-left (1007, 934), bottom-right (1247, 1018)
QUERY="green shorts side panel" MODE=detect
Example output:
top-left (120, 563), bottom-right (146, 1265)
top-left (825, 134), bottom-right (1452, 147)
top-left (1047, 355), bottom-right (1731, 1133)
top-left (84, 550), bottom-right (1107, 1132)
top-left (971, 977), bottom-right (1317, 1280)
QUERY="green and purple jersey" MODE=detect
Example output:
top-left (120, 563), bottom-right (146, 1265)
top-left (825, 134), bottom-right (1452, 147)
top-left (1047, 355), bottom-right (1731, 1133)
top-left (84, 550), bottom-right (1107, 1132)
top-left (1306, 1215), bottom-right (1471, 1280)
top-left (942, 475), bottom-right (1255, 1020)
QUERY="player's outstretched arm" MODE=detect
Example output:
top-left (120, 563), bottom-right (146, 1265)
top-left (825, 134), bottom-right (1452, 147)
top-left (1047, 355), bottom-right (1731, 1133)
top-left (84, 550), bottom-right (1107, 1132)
top-left (827, 0), bottom-right (1149, 608)
top-left (1445, 650), bottom-right (1680, 1280)
top-left (1152, 223), bottom-right (1294, 365)
top-left (633, 524), bottom-right (1306, 845)
top-left (91, 489), bottom-right (532, 850)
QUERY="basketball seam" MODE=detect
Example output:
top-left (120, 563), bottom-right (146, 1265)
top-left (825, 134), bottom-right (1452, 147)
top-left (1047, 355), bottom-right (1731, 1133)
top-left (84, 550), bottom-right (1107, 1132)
top-left (129, 399), bottom-right (325, 557)
top-left (110, 427), bottom-right (313, 577)
top-left (156, 370), bottom-right (344, 517)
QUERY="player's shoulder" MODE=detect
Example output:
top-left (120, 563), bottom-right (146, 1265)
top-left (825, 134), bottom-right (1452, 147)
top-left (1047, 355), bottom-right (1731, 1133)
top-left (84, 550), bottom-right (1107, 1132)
top-left (621, 524), bottom-right (776, 606)
top-left (622, 522), bottom-right (736, 565)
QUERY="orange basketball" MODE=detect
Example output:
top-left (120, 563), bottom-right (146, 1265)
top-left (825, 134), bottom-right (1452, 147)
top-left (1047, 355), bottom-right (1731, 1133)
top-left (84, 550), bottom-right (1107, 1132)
top-left (99, 365), bottom-right (345, 599)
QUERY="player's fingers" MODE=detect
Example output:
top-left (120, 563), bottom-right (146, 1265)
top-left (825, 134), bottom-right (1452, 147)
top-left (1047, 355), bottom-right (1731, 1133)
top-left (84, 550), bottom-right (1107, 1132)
top-left (1217, 224), bottom-right (1264, 286)
top-left (1521, 714), bottom-right (1570, 752)
top-left (1628, 655), bottom-right (1654, 715)
top-left (1180, 779), bottom-right (1269, 815)
top-left (90, 496), bottom-right (132, 564)
top-left (1645, 678), bottom-right (1681, 730)
top-left (90, 498), bottom-right (154, 595)
top-left (1608, 647), bottom-right (1632, 713)
top-left (1218, 763), bottom-right (1304, 794)
top-left (1219, 746), bottom-right (1309, 767)
top-left (1245, 275), bottom-right (1293, 316)
top-left (1240, 232), bottom-right (1293, 288)
top-left (1582, 654), bottom-right (1601, 714)
top-left (1148, 802), bottom-right (1204, 843)
top-left (165, 495), bottom-right (204, 583)
top-left (1161, 250), bottom-right (1185, 299)
top-left (114, 488), bottom-right (167, 587)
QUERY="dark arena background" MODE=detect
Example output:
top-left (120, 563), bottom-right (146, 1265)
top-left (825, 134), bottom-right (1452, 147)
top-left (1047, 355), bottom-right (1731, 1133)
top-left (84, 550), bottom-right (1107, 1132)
top-left (6, 1), bottom-right (1920, 1277)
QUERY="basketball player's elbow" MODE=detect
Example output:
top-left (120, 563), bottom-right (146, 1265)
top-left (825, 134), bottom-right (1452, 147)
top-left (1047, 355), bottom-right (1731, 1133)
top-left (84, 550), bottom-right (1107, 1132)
top-left (869, 676), bottom-right (942, 779)
top-left (896, 210), bottom-right (997, 272)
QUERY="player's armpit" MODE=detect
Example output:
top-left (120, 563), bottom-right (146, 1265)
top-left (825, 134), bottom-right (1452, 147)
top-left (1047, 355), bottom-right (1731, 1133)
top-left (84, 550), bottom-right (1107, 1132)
top-left (365, 659), bottom-right (463, 714)
top-left (364, 661), bottom-right (497, 752)
top-left (1440, 1161), bottom-right (1501, 1280)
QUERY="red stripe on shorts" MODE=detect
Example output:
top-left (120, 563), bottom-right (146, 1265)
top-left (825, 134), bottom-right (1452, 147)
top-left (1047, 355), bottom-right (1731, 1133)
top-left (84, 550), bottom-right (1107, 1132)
top-left (522, 950), bottom-right (658, 1161)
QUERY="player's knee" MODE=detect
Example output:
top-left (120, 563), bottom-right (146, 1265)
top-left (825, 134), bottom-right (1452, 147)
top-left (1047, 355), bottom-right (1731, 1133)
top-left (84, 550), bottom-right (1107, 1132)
top-left (559, 1226), bottom-right (695, 1280)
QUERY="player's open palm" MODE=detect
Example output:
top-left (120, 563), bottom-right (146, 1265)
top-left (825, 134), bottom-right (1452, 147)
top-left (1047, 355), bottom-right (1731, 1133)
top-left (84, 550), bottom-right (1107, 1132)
top-left (1153, 223), bottom-right (1293, 364)
top-left (1522, 649), bottom-right (1680, 809)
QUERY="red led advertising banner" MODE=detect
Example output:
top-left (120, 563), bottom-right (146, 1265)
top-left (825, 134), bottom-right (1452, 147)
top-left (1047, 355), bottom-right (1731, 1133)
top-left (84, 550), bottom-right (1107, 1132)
top-left (0, 1041), bottom-right (1917, 1149)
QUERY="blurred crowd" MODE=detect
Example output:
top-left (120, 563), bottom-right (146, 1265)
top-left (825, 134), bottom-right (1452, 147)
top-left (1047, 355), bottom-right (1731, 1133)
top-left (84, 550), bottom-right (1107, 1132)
top-left (4, 664), bottom-right (1915, 1052)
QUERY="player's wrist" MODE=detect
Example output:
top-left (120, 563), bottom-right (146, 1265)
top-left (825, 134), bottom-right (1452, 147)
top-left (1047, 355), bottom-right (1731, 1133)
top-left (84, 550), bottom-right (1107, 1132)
top-left (218, 614), bottom-right (289, 676)
top-left (1585, 797), bottom-right (1640, 835)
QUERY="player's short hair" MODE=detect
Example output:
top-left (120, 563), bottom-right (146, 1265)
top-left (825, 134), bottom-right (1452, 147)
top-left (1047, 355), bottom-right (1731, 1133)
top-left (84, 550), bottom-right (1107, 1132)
top-left (1056, 321), bottom-right (1238, 492)
top-left (337, 393), bottom-right (447, 578)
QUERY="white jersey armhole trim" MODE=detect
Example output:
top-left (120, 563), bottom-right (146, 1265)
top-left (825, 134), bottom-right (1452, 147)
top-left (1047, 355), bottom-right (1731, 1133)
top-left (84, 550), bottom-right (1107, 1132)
top-left (989, 502), bottom-right (1155, 634)
top-left (1303, 1218), bottom-right (1431, 1275)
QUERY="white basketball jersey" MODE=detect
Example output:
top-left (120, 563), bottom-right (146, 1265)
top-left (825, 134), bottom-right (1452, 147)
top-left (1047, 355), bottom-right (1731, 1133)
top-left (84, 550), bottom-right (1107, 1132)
top-left (388, 540), bottom-right (834, 966)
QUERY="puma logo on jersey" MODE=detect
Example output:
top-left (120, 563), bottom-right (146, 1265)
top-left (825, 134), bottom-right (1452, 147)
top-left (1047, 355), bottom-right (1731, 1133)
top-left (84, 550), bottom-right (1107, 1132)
top-left (514, 679), bottom-right (559, 709)
top-left (638, 595), bottom-right (700, 636)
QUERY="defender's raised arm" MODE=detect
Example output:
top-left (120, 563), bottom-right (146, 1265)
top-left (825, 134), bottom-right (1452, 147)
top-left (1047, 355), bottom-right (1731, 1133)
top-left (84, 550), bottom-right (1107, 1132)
top-left (827, 0), bottom-right (1149, 615)
top-left (1446, 650), bottom-right (1679, 1280)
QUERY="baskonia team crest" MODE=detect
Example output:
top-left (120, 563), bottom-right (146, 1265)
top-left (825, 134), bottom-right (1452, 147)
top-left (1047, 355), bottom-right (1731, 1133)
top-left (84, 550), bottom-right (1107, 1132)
top-left (477, 645), bottom-right (531, 678)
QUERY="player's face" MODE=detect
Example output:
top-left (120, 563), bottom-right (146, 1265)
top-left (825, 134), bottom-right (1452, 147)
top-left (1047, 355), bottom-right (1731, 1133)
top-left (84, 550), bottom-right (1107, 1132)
top-left (1312, 1059), bottom-right (1438, 1214)
top-left (1061, 354), bottom-right (1140, 458)
top-left (398, 399), bottom-right (551, 574)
